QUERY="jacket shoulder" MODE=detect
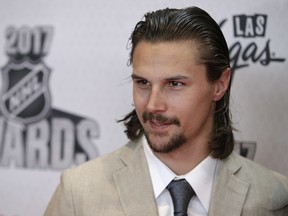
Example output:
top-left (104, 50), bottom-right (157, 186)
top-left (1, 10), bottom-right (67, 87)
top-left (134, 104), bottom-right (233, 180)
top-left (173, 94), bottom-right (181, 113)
top-left (232, 152), bottom-right (287, 184)
top-left (44, 140), bottom-right (143, 215)
top-left (64, 139), bottom-right (141, 182)
top-left (230, 152), bottom-right (288, 211)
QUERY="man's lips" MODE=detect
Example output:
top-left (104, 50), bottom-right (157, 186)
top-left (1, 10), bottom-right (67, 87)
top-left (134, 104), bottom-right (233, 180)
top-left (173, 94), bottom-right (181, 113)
top-left (149, 119), bottom-right (171, 126)
top-left (142, 111), bottom-right (180, 127)
top-left (147, 119), bottom-right (172, 132)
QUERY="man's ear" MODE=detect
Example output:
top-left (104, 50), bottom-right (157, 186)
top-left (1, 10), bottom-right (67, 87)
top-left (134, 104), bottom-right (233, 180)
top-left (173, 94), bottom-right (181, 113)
top-left (213, 68), bottom-right (231, 101)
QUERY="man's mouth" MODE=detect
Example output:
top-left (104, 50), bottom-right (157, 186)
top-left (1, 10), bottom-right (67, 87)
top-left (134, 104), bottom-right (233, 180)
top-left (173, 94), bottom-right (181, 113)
top-left (142, 111), bottom-right (180, 127)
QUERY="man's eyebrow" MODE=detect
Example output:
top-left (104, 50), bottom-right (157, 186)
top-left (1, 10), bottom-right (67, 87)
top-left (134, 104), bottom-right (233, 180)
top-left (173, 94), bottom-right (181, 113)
top-left (131, 74), bottom-right (145, 80)
top-left (131, 74), bottom-right (190, 80)
top-left (131, 74), bottom-right (190, 82)
top-left (165, 75), bottom-right (190, 81)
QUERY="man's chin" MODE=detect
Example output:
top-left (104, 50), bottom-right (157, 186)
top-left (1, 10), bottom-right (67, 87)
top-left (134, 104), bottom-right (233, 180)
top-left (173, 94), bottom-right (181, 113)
top-left (145, 133), bottom-right (187, 154)
top-left (145, 134), bottom-right (169, 152)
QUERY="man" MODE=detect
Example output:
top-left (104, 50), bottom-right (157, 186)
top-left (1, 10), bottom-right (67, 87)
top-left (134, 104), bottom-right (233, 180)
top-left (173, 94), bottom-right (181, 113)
top-left (44, 6), bottom-right (288, 216)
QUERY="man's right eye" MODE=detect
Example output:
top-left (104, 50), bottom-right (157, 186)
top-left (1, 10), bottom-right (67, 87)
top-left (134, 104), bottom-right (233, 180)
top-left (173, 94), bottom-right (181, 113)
top-left (135, 79), bottom-right (149, 86)
top-left (138, 80), bottom-right (147, 84)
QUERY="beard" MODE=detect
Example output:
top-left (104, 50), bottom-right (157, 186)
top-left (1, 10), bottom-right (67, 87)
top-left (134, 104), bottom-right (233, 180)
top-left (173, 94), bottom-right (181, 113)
top-left (145, 132), bottom-right (187, 153)
top-left (142, 111), bottom-right (187, 153)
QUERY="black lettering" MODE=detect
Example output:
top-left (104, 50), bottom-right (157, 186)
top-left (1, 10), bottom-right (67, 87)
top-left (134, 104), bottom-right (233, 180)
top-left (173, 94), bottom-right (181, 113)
top-left (0, 115), bottom-right (100, 169)
top-left (258, 39), bottom-right (285, 65)
top-left (50, 118), bottom-right (74, 169)
top-left (245, 17), bottom-right (254, 37)
top-left (75, 119), bottom-right (99, 165)
top-left (229, 40), bottom-right (285, 71)
top-left (229, 42), bottom-right (249, 71)
top-left (232, 14), bottom-right (267, 38)
top-left (242, 42), bottom-right (258, 62)
top-left (255, 15), bottom-right (266, 36)
top-left (4, 26), bottom-right (53, 61)
top-left (233, 16), bottom-right (245, 37)
top-left (26, 119), bottom-right (49, 168)
top-left (5, 26), bottom-right (18, 56)
top-left (0, 122), bottom-right (24, 167)
top-left (18, 26), bottom-right (31, 55)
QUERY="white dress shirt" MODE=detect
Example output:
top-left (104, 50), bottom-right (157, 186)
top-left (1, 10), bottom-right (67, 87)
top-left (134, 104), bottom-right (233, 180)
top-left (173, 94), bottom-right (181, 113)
top-left (142, 137), bottom-right (217, 216)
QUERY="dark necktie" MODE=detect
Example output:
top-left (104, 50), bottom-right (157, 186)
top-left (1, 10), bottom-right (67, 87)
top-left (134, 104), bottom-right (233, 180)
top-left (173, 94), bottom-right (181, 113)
top-left (166, 179), bottom-right (195, 216)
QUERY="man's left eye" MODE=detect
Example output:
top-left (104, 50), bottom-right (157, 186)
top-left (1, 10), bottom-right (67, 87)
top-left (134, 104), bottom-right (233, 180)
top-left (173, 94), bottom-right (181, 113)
top-left (168, 81), bottom-right (183, 87)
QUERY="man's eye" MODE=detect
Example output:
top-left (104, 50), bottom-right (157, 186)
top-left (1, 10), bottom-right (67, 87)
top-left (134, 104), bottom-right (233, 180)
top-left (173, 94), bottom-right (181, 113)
top-left (168, 81), bottom-right (183, 87)
top-left (138, 80), bottom-right (147, 84)
top-left (135, 79), bottom-right (149, 87)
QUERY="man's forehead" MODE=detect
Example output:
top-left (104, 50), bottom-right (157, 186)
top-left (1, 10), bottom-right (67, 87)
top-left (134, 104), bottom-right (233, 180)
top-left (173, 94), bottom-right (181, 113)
top-left (131, 40), bottom-right (202, 65)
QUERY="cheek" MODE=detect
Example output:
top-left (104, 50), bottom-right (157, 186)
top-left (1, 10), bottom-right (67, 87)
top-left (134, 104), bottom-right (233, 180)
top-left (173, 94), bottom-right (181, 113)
top-left (133, 89), bottom-right (145, 108)
top-left (174, 92), bottom-right (215, 124)
top-left (133, 89), bottom-right (146, 121)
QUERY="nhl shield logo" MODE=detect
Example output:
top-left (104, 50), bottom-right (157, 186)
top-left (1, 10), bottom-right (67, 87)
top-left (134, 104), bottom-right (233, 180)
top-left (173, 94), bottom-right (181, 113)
top-left (0, 61), bottom-right (51, 124)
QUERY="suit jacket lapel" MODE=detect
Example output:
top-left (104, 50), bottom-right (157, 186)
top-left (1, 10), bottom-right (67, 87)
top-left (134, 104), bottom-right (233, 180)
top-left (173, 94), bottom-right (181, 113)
top-left (209, 152), bottom-right (250, 216)
top-left (113, 140), bottom-right (158, 216)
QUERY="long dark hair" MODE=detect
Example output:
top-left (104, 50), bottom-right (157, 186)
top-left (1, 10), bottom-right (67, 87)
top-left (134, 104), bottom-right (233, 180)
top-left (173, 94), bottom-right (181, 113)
top-left (119, 6), bottom-right (234, 159)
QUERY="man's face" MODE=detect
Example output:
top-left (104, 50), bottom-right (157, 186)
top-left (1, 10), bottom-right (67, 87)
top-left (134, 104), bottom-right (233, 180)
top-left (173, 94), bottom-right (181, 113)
top-left (132, 40), bottom-right (219, 154)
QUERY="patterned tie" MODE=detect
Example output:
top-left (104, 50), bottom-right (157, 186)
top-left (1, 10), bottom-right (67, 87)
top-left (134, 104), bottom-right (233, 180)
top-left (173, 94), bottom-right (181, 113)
top-left (166, 179), bottom-right (195, 216)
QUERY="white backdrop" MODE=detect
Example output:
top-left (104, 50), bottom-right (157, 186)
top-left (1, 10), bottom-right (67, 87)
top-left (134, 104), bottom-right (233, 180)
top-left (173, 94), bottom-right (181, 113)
top-left (0, 1), bottom-right (287, 215)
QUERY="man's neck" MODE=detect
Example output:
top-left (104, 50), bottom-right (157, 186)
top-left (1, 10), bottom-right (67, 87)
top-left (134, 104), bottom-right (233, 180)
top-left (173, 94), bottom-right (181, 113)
top-left (154, 143), bottom-right (210, 175)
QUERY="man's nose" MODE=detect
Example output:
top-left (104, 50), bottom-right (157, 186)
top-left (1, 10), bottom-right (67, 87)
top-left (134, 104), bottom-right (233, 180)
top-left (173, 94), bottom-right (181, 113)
top-left (146, 88), bottom-right (166, 113)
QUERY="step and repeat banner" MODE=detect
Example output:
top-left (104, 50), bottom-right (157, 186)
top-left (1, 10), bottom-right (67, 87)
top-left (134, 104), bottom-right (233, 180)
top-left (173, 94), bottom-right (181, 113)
top-left (0, 0), bottom-right (287, 215)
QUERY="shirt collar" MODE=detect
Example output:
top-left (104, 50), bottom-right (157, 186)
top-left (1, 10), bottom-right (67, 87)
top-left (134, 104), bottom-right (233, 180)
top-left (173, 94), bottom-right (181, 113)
top-left (142, 136), bottom-right (175, 198)
top-left (142, 136), bottom-right (217, 212)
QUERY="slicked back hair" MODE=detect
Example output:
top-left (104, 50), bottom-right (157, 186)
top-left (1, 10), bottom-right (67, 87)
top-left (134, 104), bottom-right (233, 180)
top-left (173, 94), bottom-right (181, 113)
top-left (119, 6), bottom-right (234, 159)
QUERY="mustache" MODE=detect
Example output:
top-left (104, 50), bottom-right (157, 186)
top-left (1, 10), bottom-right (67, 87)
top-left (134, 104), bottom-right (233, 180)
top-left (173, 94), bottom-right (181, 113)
top-left (142, 111), bottom-right (180, 126)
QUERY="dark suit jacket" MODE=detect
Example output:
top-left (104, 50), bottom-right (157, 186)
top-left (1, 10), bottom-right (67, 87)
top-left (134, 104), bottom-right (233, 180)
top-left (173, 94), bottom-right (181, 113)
top-left (44, 139), bottom-right (288, 216)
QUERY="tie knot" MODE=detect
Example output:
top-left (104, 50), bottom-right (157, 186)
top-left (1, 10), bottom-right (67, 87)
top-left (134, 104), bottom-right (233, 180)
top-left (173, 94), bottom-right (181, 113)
top-left (167, 179), bottom-right (195, 216)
